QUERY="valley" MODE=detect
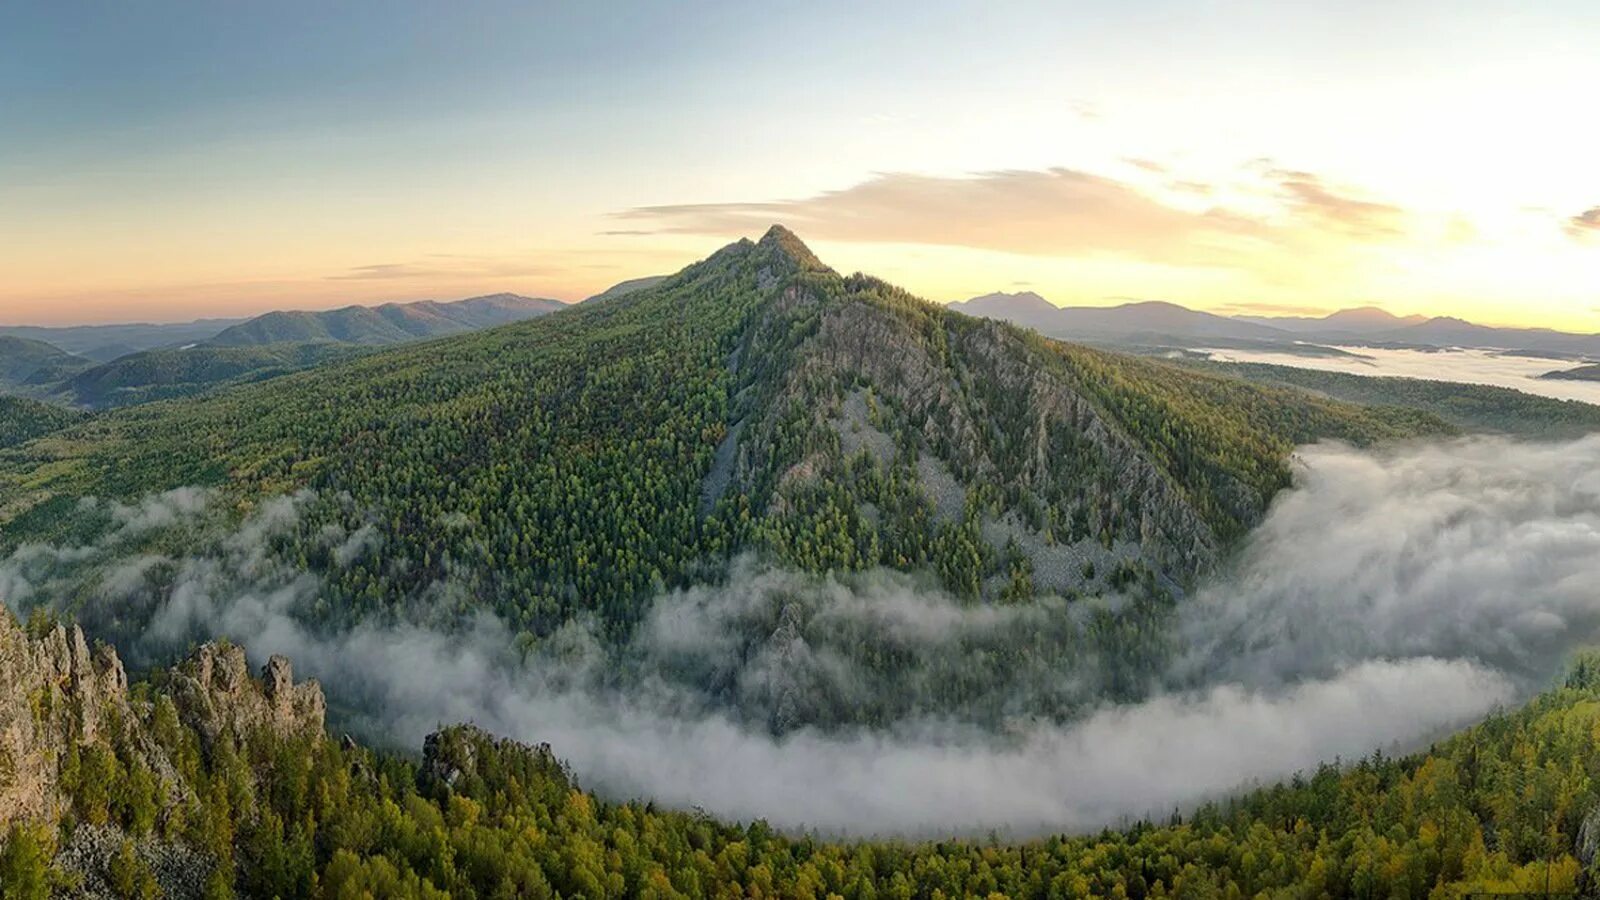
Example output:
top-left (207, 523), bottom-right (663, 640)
top-left (3, 229), bottom-right (1599, 897)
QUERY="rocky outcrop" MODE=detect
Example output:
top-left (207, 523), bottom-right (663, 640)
top-left (420, 724), bottom-right (563, 796)
top-left (169, 643), bottom-right (325, 749)
top-left (0, 612), bottom-right (131, 825)
top-left (0, 608), bottom-right (325, 831)
top-left (725, 269), bottom-right (1223, 589)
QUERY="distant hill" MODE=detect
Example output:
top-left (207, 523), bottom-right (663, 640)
top-left (0, 395), bottom-right (84, 448)
top-left (1236, 306), bottom-right (1429, 334)
top-left (954, 293), bottom-right (1600, 359)
top-left (1238, 308), bottom-right (1600, 357)
top-left (1192, 359), bottom-right (1600, 439)
top-left (583, 275), bottom-right (668, 304)
top-left (54, 343), bottom-right (364, 409)
top-left (207, 293), bottom-right (566, 347)
top-left (1542, 363), bottom-right (1600, 382)
top-left (0, 319), bottom-right (243, 362)
top-left (949, 293), bottom-right (1290, 343)
top-left (0, 335), bottom-right (90, 390)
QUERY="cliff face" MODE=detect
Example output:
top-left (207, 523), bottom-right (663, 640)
top-left (724, 271), bottom-right (1222, 596)
top-left (0, 608), bottom-right (324, 831)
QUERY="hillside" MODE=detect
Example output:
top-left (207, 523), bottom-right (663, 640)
top-left (1191, 359), bottom-right (1600, 438)
top-left (50, 343), bottom-right (364, 409)
top-left (206, 293), bottom-right (566, 347)
top-left (0, 397), bottom-right (83, 449)
top-left (1, 608), bottom-right (1597, 897)
top-left (0, 336), bottom-right (89, 391)
top-left (1, 228), bottom-right (1446, 645)
top-left (1543, 363), bottom-right (1600, 382)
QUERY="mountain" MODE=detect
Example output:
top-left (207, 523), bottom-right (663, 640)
top-left (3, 605), bottom-right (1598, 896)
top-left (583, 274), bottom-right (668, 303)
top-left (946, 290), bottom-right (1063, 330)
top-left (0, 319), bottom-right (244, 363)
top-left (1237, 307), bottom-right (1600, 357)
top-left (1235, 305), bottom-right (1429, 334)
top-left (2, 227), bottom-right (1446, 642)
top-left (51, 343), bottom-right (364, 409)
top-left (206, 293), bottom-right (566, 347)
top-left (950, 293), bottom-right (1292, 343)
top-left (0, 335), bottom-right (90, 390)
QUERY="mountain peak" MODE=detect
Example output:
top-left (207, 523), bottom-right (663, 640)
top-left (951, 291), bottom-right (1058, 319)
top-left (756, 224), bottom-right (824, 270)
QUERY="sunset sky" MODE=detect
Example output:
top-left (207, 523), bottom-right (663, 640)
top-left (3, 0), bottom-right (1597, 328)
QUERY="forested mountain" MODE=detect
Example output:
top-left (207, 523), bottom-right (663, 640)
top-left (206, 293), bottom-right (565, 347)
top-left (0, 228), bottom-right (1447, 641)
top-left (47, 343), bottom-right (365, 410)
top-left (2, 607), bottom-right (1597, 898)
top-left (0, 336), bottom-right (90, 391)
top-left (0, 397), bottom-right (83, 449)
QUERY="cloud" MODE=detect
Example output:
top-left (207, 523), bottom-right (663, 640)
top-left (615, 168), bottom-right (1274, 267)
top-left (1211, 300), bottom-right (1335, 317)
top-left (614, 163), bottom-right (1425, 272)
top-left (325, 257), bottom-right (552, 281)
top-left (1269, 169), bottom-right (1408, 238)
top-left (1567, 206), bottom-right (1600, 239)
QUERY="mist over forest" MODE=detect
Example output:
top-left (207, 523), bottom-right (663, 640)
top-left (7, 435), bottom-right (1598, 836)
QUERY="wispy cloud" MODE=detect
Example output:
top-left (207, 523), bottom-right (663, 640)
top-left (1269, 169), bottom-right (1407, 238)
top-left (613, 163), bottom-right (1429, 276)
top-left (615, 168), bottom-right (1275, 267)
top-left (1212, 300), bottom-right (1335, 317)
top-left (325, 257), bottom-right (551, 281)
top-left (1567, 206), bottom-right (1600, 239)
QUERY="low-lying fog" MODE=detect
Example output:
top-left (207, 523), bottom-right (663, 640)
top-left (1202, 345), bottom-right (1600, 405)
top-left (7, 437), bottom-right (1600, 837)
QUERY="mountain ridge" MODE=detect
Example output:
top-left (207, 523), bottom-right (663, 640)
top-left (206, 292), bottom-right (566, 347)
top-left (953, 290), bottom-right (1600, 357)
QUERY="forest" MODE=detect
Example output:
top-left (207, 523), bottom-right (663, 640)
top-left (3, 606), bottom-right (1597, 899)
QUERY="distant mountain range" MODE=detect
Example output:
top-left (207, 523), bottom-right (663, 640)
top-left (0, 318), bottom-right (247, 362)
top-left (582, 275), bottom-right (667, 304)
top-left (949, 292), bottom-right (1286, 342)
top-left (949, 292), bottom-right (1600, 359)
top-left (208, 293), bottom-right (565, 346)
top-left (1, 293), bottom-right (570, 409)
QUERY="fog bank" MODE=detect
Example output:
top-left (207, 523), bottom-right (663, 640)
top-left (6, 436), bottom-right (1600, 835)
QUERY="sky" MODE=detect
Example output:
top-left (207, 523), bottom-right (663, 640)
top-left (1, 0), bottom-right (1597, 327)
